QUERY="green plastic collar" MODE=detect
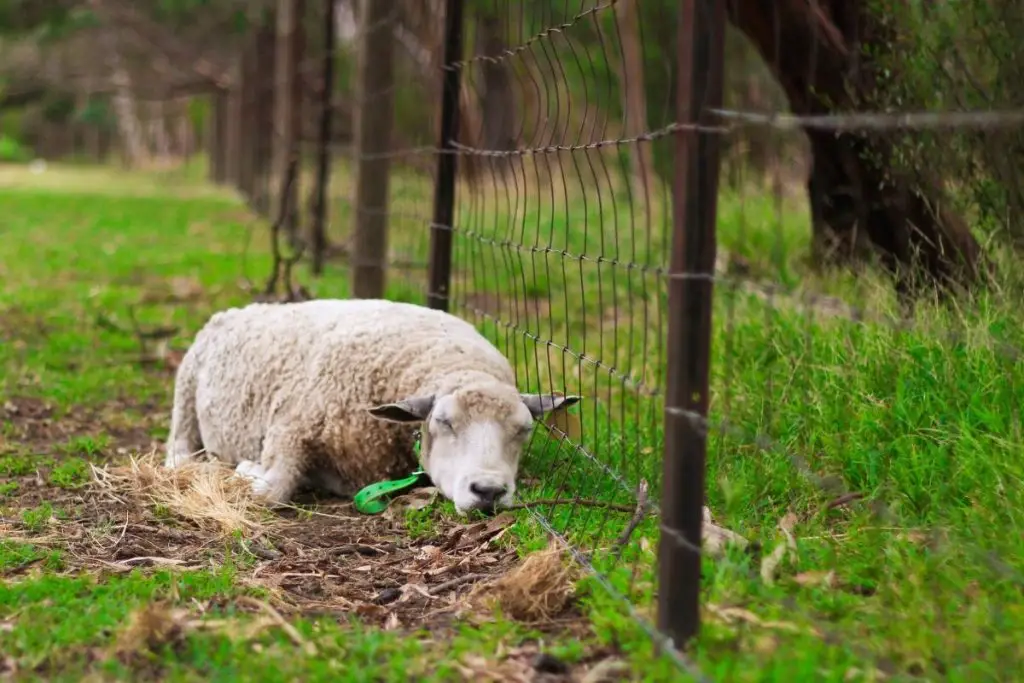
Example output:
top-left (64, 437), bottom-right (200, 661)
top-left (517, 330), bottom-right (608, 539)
top-left (353, 439), bottom-right (429, 515)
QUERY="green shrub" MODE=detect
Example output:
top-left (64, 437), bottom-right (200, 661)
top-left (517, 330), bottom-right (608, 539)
top-left (0, 134), bottom-right (31, 162)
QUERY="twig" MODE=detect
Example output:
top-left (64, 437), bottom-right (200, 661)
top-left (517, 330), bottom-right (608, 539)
top-left (502, 498), bottom-right (639, 514)
top-left (236, 596), bottom-right (317, 656)
top-left (95, 307), bottom-right (178, 343)
top-left (613, 479), bottom-right (650, 558)
top-left (260, 156), bottom-right (310, 302)
top-left (428, 572), bottom-right (488, 596)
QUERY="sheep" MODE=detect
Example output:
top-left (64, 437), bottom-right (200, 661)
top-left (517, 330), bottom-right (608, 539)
top-left (163, 298), bottom-right (580, 514)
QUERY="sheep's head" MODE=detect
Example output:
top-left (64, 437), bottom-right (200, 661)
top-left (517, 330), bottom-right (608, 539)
top-left (368, 385), bottom-right (580, 515)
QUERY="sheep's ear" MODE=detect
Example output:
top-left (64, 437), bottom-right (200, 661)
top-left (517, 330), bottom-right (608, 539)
top-left (368, 395), bottom-right (436, 423)
top-left (520, 393), bottom-right (581, 420)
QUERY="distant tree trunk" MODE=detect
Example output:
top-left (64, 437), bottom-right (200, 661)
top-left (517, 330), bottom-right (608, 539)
top-left (150, 100), bottom-right (172, 160)
top-left (310, 0), bottom-right (337, 276)
top-left (728, 0), bottom-right (986, 295)
top-left (238, 33), bottom-right (260, 201)
top-left (273, 0), bottom-right (305, 240)
top-left (254, 25), bottom-right (278, 214)
top-left (351, 0), bottom-right (396, 298)
top-left (104, 41), bottom-right (147, 168)
top-left (475, 14), bottom-right (515, 170)
top-left (614, 0), bottom-right (655, 217)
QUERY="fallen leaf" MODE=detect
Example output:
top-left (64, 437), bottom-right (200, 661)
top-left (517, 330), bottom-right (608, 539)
top-left (581, 657), bottom-right (632, 682)
top-left (416, 545), bottom-right (442, 564)
top-left (399, 582), bottom-right (433, 602)
top-left (792, 570), bottom-right (837, 588)
top-left (707, 604), bottom-right (816, 635)
top-left (383, 612), bottom-right (401, 630)
top-left (702, 506), bottom-right (749, 558)
top-left (354, 603), bottom-right (387, 619)
top-left (760, 511), bottom-right (798, 585)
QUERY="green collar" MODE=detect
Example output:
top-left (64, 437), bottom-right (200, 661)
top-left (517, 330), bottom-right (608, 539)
top-left (353, 437), bottom-right (430, 515)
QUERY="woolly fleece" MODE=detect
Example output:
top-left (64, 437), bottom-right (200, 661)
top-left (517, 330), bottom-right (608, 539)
top-left (164, 298), bottom-right (551, 508)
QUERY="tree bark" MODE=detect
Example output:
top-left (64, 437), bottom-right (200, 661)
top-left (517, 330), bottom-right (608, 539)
top-left (103, 38), bottom-right (148, 168)
top-left (208, 91), bottom-right (227, 182)
top-left (475, 14), bottom-right (515, 171)
top-left (238, 33), bottom-right (260, 201)
top-left (351, 0), bottom-right (396, 298)
top-left (254, 25), bottom-right (278, 215)
top-left (273, 0), bottom-right (306, 241)
top-left (728, 0), bottom-right (986, 295)
top-left (310, 0), bottom-right (337, 276)
top-left (614, 0), bottom-right (655, 217)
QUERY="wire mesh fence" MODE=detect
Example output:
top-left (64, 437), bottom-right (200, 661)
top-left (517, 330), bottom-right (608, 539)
top-left (28, 0), bottom-right (1024, 677)
top-left (229, 0), bottom-right (1023, 678)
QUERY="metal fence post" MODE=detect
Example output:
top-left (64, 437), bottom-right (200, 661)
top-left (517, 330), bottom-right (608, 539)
top-left (659, 0), bottom-right (726, 647)
top-left (427, 0), bottom-right (464, 312)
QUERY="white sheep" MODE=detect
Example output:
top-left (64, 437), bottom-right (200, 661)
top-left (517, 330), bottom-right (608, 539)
top-left (163, 298), bottom-right (580, 514)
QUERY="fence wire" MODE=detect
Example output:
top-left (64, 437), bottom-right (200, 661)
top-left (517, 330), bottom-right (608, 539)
top-left (255, 1), bottom-right (1024, 679)
top-left (33, 0), bottom-right (1024, 679)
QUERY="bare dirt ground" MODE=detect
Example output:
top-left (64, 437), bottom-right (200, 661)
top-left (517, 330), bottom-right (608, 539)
top-left (1, 393), bottom-right (633, 681)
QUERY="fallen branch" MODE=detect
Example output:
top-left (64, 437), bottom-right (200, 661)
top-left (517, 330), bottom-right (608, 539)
top-left (613, 479), bottom-right (650, 558)
top-left (428, 572), bottom-right (487, 596)
top-left (94, 306), bottom-right (179, 367)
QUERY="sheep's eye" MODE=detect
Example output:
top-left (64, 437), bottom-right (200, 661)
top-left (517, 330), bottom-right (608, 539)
top-left (435, 418), bottom-right (454, 432)
top-left (516, 425), bottom-right (534, 439)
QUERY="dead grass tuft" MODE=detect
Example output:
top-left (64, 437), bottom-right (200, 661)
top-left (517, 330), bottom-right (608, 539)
top-left (90, 451), bottom-right (270, 536)
top-left (470, 541), bottom-right (578, 622)
top-left (111, 601), bottom-right (190, 660)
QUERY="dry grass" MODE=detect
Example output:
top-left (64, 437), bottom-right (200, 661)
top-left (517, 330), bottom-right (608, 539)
top-left (90, 451), bottom-right (272, 537)
top-left (471, 542), bottom-right (579, 622)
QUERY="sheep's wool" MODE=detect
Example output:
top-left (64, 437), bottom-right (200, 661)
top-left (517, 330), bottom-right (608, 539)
top-left (164, 298), bottom-right (564, 512)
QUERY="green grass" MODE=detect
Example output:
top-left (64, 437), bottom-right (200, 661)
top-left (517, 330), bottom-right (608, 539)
top-left (1, 159), bottom-right (1023, 680)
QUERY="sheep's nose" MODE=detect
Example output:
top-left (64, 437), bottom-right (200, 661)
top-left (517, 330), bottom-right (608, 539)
top-left (469, 482), bottom-right (508, 508)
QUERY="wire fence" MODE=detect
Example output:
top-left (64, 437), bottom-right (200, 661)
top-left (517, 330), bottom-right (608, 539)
top-left (236, 0), bottom-right (1024, 678)
top-left (25, 0), bottom-right (1024, 678)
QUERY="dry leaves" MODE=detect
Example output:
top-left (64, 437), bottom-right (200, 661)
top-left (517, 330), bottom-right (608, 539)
top-left (702, 506), bottom-right (749, 558)
top-left (706, 604), bottom-right (818, 636)
top-left (791, 570), bottom-right (838, 589)
top-left (760, 511), bottom-right (798, 585)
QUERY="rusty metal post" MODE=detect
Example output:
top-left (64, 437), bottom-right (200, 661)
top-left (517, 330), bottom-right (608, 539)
top-left (659, 0), bottom-right (726, 646)
top-left (427, 0), bottom-right (464, 311)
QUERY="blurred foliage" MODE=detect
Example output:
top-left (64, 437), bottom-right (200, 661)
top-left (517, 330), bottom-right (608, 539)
top-left (0, 132), bottom-right (30, 161)
top-left (869, 0), bottom-right (1024, 245)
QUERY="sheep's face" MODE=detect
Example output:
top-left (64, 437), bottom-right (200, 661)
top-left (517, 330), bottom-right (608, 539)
top-left (368, 387), bottom-right (580, 515)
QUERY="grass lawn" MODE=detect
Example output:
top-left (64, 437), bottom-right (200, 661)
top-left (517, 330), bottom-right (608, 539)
top-left (1, 158), bottom-right (1023, 682)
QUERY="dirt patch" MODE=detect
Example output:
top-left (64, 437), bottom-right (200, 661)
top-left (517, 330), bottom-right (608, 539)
top-left (1, 454), bottom-right (581, 635)
top-left (1, 395), bottom-right (163, 458)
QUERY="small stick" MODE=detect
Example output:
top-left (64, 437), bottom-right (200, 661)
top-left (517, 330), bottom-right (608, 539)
top-left (429, 572), bottom-right (487, 596)
top-left (613, 479), bottom-right (651, 558)
top-left (501, 498), bottom-right (639, 514)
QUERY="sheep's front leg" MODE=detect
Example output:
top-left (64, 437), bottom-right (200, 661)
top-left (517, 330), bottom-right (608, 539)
top-left (234, 429), bottom-right (306, 506)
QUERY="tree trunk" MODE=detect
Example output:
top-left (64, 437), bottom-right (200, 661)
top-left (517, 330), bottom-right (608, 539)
top-left (310, 0), bottom-right (337, 276)
top-left (475, 14), bottom-right (515, 172)
top-left (238, 33), bottom-right (260, 201)
top-left (273, 0), bottom-right (305, 241)
top-left (104, 39), bottom-right (148, 168)
top-left (351, 0), bottom-right (396, 298)
top-left (614, 0), bottom-right (655, 217)
top-left (727, 0), bottom-right (986, 295)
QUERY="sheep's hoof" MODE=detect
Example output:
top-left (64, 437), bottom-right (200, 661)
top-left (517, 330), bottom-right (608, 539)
top-left (234, 460), bottom-right (272, 497)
